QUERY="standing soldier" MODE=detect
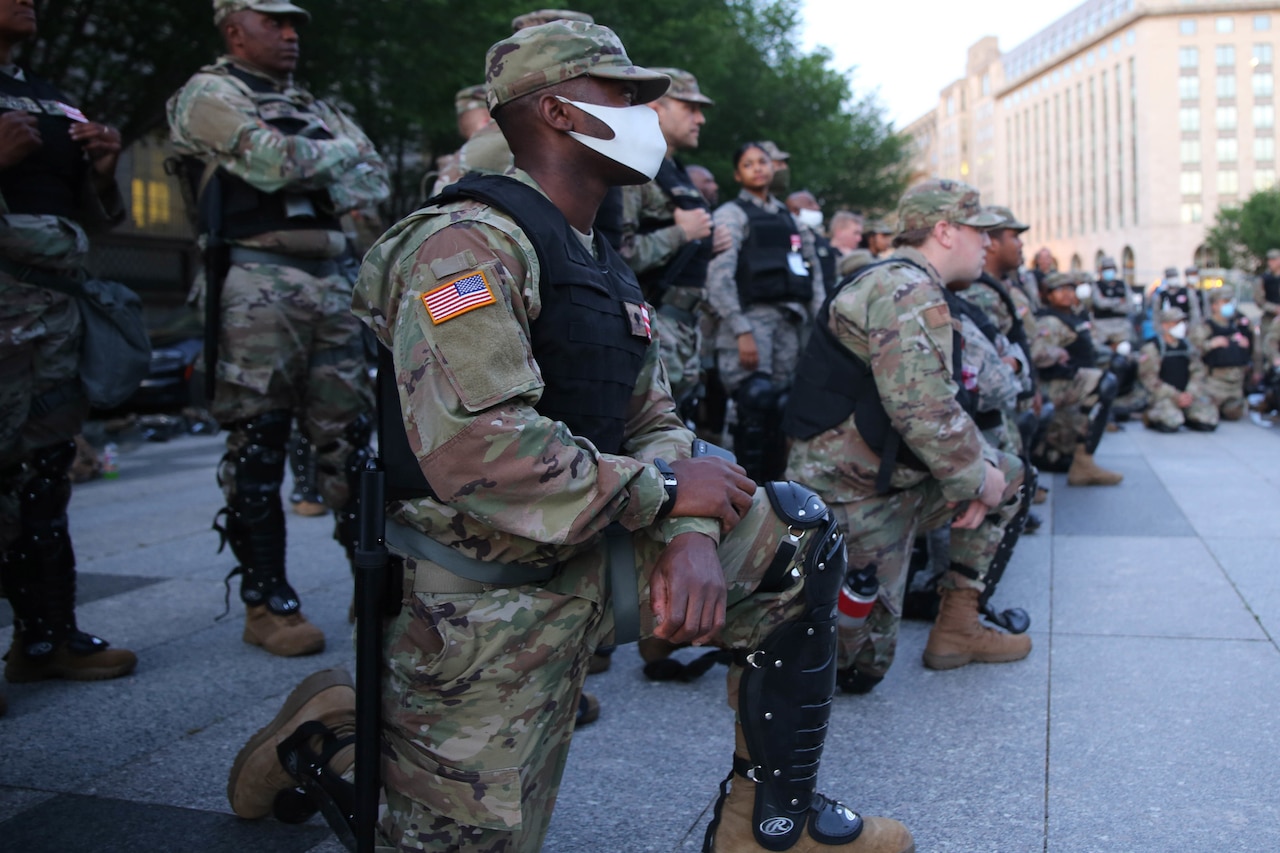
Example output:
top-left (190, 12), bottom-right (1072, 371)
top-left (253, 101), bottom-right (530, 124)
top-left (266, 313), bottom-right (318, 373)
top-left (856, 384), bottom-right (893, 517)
top-left (0, 0), bottom-right (136, 706)
top-left (860, 218), bottom-right (894, 258)
top-left (784, 180), bottom-right (1031, 695)
top-left (1254, 248), bottom-right (1280, 375)
top-left (167, 0), bottom-right (389, 656)
top-left (1090, 256), bottom-right (1132, 348)
top-left (1154, 266), bottom-right (1202, 326)
top-left (1139, 308), bottom-right (1219, 432)
top-left (426, 84), bottom-right (491, 198)
top-left (1189, 289), bottom-right (1251, 421)
top-left (787, 190), bottom-right (837, 294)
top-left (618, 67), bottom-right (728, 408)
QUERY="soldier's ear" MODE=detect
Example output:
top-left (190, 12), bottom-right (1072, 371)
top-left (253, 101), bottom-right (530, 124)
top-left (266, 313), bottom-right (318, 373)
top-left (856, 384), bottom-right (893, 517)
top-left (539, 94), bottom-right (577, 133)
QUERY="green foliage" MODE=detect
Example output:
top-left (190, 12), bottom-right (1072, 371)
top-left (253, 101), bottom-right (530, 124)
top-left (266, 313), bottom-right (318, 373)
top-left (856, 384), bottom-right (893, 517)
top-left (26, 0), bottom-right (908, 217)
top-left (1207, 189), bottom-right (1280, 272)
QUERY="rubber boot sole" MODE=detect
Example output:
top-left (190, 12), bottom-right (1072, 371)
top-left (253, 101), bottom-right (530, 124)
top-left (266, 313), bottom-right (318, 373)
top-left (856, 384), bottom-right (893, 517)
top-left (922, 644), bottom-right (1031, 670)
top-left (227, 668), bottom-right (353, 818)
top-left (5, 649), bottom-right (138, 683)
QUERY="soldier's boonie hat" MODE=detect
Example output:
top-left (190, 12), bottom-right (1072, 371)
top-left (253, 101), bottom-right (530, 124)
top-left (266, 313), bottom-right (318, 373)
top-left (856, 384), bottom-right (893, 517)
top-left (838, 249), bottom-right (875, 278)
top-left (649, 68), bottom-right (714, 106)
top-left (486, 21), bottom-right (670, 111)
top-left (1164, 266), bottom-right (1180, 278)
top-left (213, 0), bottom-right (309, 25)
top-left (986, 205), bottom-right (1029, 232)
top-left (1043, 272), bottom-right (1075, 291)
top-left (1268, 248), bottom-right (1280, 260)
top-left (1099, 256), bottom-right (1117, 269)
top-left (512, 9), bottom-right (594, 31)
top-left (1158, 307), bottom-right (1188, 323)
top-left (864, 217), bottom-right (894, 234)
top-left (759, 140), bottom-right (790, 161)
top-left (897, 179), bottom-right (1002, 232)
top-left (454, 85), bottom-right (489, 116)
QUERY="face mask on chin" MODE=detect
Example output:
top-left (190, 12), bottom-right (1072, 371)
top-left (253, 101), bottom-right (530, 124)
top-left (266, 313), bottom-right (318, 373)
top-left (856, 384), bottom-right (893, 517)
top-left (555, 96), bottom-right (666, 181)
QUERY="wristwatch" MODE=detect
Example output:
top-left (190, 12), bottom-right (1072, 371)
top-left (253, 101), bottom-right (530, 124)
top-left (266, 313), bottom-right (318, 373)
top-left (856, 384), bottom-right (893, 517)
top-left (654, 458), bottom-right (678, 520)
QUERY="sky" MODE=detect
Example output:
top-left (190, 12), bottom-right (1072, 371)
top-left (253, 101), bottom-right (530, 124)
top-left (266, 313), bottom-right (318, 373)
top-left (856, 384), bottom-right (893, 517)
top-left (800, 0), bottom-right (1086, 128)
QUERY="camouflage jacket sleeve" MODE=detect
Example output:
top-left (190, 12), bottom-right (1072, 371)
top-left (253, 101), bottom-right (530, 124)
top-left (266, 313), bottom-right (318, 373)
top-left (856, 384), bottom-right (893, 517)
top-left (352, 192), bottom-right (714, 563)
top-left (1031, 313), bottom-right (1071, 369)
top-left (852, 256), bottom-right (986, 501)
top-left (800, 223), bottom-right (825, 319)
top-left (618, 180), bottom-right (686, 275)
top-left (1188, 321), bottom-right (1213, 352)
top-left (1138, 341), bottom-right (1179, 401)
top-left (308, 100), bottom-right (390, 211)
top-left (960, 281), bottom-right (1012, 335)
top-left (961, 316), bottom-right (1020, 415)
top-left (167, 68), bottom-right (377, 202)
top-left (705, 200), bottom-right (751, 335)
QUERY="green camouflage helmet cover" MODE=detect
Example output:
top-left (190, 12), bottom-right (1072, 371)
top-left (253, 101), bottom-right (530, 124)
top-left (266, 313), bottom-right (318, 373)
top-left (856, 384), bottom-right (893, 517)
top-left (897, 179), bottom-right (1002, 232)
top-left (985, 205), bottom-right (1029, 233)
top-left (454, 84), bottom-right (489, 116)
top-left (213, 0), bottom-right (310, 25)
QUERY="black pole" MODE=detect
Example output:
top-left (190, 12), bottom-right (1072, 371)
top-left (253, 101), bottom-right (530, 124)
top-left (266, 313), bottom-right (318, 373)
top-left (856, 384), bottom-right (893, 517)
top-left (354, 458), bottom-right (387, 853)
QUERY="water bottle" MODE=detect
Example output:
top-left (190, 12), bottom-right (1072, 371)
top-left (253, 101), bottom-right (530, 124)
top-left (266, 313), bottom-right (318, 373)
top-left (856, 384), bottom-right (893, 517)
top-left (101, 443), bottom-right (119, 480)
top-left (837, 565), bottom-right (879, 631)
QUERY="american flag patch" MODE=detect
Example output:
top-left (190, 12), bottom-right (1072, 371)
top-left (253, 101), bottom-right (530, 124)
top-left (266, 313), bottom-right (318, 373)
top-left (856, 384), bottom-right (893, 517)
top-left (421, 269), bottom-right (497, 324)
top-left (55, 101), bottom-right (87, 123)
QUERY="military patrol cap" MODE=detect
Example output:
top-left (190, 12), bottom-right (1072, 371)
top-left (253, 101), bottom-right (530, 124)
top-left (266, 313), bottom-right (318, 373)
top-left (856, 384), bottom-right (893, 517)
top-left (1042, 272), bottom-right (1075, 291)
top-left (213, 0), bottom-right (310, 25)
top-left (1099, 256), bottom-right (1117, 270)
top-left (511, 9), bottom-right (594, 31)
top-left (864, 218), bottom-right (893, 234)
top-left (986, 205), bottom-right (1029, 233)
top-left (1208, 287), bottom-right (1234, 303)
top-left (838, 249), bottom-right (875, 278)
top-left (760, 140), bottom-right (790, 161)
top-left (650, 68), bottom-right (714, 106)
top-left (1185, 265), bottom-right (1200, 275)
top-left (486, 21), bottom-right (670, 111)
top-left (1157, 307), bottom-right (1188, 323)
top-left (897, 179), bottom-right (1002, 232)
top-left (1268, 248), bottom-right (1280, 260)
top-left (455, 85), bottom-right (488, 116)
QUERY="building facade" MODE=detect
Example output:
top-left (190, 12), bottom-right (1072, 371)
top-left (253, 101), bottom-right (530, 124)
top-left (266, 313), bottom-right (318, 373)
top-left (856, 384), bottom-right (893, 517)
top-left (906, 0), bottom-right (1278, 287)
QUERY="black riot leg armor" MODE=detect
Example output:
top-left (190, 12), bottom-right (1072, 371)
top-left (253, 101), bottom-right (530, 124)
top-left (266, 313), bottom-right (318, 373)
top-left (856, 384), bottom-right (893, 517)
top-left (215, 410), bottom-right (299, 614)
top-left (704, 482), bottom-right (866, 852)
top-left (1084, 371), bottom-right (1119, 454)
top-left (733, 373), bottom-right (784, 485)
top-left (328, 412), bottom-right (375, 563)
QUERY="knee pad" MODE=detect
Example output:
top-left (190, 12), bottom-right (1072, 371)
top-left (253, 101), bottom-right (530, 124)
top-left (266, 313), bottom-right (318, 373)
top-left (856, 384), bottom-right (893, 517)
top-left (1096, 371), bottom-right (1119, 405)
top-left (228, 410), bottom-right (292, 504)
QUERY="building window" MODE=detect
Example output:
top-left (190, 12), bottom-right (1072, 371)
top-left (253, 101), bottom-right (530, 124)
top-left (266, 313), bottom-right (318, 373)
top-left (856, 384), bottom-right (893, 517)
top-left (1216, 17), bottom-right (1235, 34)
top-left (1180, 19), bottom-right (1197, 35)
top-left (1256, 136), bottom-right (1276, 161)
top-left (1181, 203), bottom-right (1203, 223)
top-left (1256, 44), bottom-right (1275, 66)
top-left (982, 74), bottom-right (990, 96)
top-left (1254, 104), bottom-right (1275, 128)
top-left (1254, 72), bottom-right (1274, 97)
top-left (1218, 170), bottom-right (1239, 193)
top-left (1216, 106), bottom-right (1238, 130)
top-left (1217, 74), bottom-right (1237, 98)
top-left (1216, 45), bottom-right (1236, 67)
top-left (1180, 172), bottom-right (1202, 194)
top-left (1180, 107), bottom-right (1200, 131)
top-left (1179, 76), bottom-right (1200, 99)
top-left (1217, 137), bottom-right (1239, 161)
top-left (1181, 140), bottom-right (1201, 163)
top-left (1255, 15), bottom-right (1271, 32)
top-left (1258, 169), bottom-right (1277, 190)
top-left (1180, 47), bottom-right (1199, 69)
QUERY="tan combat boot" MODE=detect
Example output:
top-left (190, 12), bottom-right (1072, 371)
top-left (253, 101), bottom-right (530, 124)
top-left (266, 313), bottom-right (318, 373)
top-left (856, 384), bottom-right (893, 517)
top-left (243, 605), bottom-right (325, 657)
top-left (227, 668), bottom-right (355, 819)
top-left (1066, 443), bottom-right (1123, 486)
top-left (5, 633), bottom-right (137, 682)
top-left (923, 587), bottom-right (1031, 670)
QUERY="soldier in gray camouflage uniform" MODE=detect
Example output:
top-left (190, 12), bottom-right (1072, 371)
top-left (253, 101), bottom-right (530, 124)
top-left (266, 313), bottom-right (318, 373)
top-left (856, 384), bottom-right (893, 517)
top-left (167, 0), bottom-right (389, 657)
top-left (227, 21), bottom-right (913, 853)
top-left (0, 0), bottom-right (136, 701)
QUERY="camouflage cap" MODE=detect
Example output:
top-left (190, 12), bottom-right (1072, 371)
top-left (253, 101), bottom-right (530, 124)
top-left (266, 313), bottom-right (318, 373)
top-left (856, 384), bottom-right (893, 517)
top-left (864, 217), bottom-right (894, 234)
top-left (1157, 307), bottom-right (1188, 323)
top-left (511, 9), bottom-right (594, 31)
top-left (759, 140), bottom-right (790, 161)
top-left (1268, 248), bottom-right (1280, 260)
top-left (1208, 287), bottom-right (1235, 303)
top-left (986, 205), bottom-right (1029, 233)
top-left (1098, 256), bottom-right (1117, 270)
top-left (1042, 272), bottom-right (1075, 291)
top-left (897, 179), bottom-right (1002, 232)
top-left (212, 0), bottom-right (309, 25)
top-left (1185, 265), bottom-right (1200, 275)
top-left (455, 84), bottom-right (489, 116)
top-left (650, 67), bottom-right (714, 106)
top-left (486, 21), bottom-right (670, 110)
top-left (1164, 266), bottom-right (1180, 278)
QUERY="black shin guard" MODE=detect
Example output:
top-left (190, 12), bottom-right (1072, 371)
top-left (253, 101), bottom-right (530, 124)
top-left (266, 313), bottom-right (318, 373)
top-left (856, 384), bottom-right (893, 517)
top-left (975, 472), bottom-right (1034, 635)
top-left (216, 410), bottom-right (297, 613)
top-left (276, 721), bottom-right (357, 847)
top-left (1084, 372), bottom-right (1119, 454)
top-left (705, 482), bottom-right (863, 851)
top-left (329, 412), bottom-right (374, 563)
top-left (733, 374), bottom-right (783, 485)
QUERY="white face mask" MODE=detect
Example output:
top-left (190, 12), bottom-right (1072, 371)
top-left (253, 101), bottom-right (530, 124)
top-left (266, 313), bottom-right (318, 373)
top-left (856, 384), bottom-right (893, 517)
top-left (795, 208), bottom-right (823, 229)
top-left (1115, 340), bottom-right (1132, 356)
top-left (555, 96), bottom-right (666, 181)
top-left (1075, 283), bottom-right (1092, 301)
top-left (1169, 321), bottom-right (1188, 340)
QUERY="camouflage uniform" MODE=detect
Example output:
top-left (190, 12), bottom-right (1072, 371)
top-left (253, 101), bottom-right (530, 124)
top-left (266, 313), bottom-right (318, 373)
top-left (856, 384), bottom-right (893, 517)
top-left (426, 84), bottom-right (489, 199)
top-left (1031, 309), bottom-right (1103, 465)
top-left (1138, 339), bottom-right (1219, 431)
top-left (1253, 253), bottom-right (1280, 374)
top-left (1189, 311), bottom-right (1252, 420)
top-left (168, 3), bottom-right (388, 652)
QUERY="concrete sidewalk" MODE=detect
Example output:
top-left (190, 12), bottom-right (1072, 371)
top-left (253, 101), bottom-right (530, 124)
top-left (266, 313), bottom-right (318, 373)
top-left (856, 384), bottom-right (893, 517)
top-left (1, 419), bottom-right (1278, 852)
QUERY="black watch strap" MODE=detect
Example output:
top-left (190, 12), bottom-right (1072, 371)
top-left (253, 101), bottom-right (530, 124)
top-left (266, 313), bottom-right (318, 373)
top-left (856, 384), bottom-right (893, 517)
top-left (654, 458), bottom-right (678, 520)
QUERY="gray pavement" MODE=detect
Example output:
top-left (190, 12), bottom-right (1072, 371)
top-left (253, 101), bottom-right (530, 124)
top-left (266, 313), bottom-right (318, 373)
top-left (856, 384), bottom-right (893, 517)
top-left (2, 419), bottom-right (1279, 852)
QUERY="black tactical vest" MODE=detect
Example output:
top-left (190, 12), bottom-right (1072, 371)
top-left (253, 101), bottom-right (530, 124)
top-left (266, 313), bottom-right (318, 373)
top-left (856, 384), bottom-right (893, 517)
top-left (1158, 340), bottom-right (1192, 390)
top-left (0, 71), bottom-right (86, 219)
top-left (732, 199), bottom-right (812, 307)
top-left (1263, 273), bottom-right (1280, 306)
top-left (782, 259), bottom-right (975, 494)
top-left (188, 64), bottom-right (342, 240)
top-left (1036, 307), bottom-right (1097, 379)
top-left (1201, 318), bottom-right (1252, 368)
top-left (637, 158), bottom-right (712, 298)
top-left (1094, 277), bottom-right (1128, 318)
top-left (434, 174), bottom-right (651, 455)
top-left (1158, 286), bottom-right (1193, 316)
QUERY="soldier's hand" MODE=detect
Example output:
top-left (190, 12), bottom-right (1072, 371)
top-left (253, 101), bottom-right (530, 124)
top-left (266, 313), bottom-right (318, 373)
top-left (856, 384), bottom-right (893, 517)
top-left (0, 111), bottom-right (41, 170)
top-left (736, 332), bottom-right (759, 371)
top-left (674, 207), bottom-right (713, 242)
top-left (977, 461), bottom-right (1007, 508)
top-left (1177, 391), bottom-right (1193, 408)
top-left (70, 122), bottom-right (122, 177)
top-left (1208, 335), bottom-right (1228, 349)
top-left (951, 500), bottom-right (988, 530)
top-left (711, 224), bottom-right (733, 255)
top-left (667, 456), bottom-right (755, 533)
top-left (650, 532), bottom-right (727, 646)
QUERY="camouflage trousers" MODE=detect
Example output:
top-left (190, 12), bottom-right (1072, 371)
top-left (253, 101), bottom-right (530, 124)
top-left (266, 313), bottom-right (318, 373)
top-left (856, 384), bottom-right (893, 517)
top-left (379, 489), bottom-right (818, 852)
top-left (1092, 317), bottom-right (1132, 347)
top-left (211, 261), bottom-right (373, 510)
top-left (828, 448), bottom-right (1024, 678)
top-left (1144, 385), bottom-right (1219, 430)
top-left (714, 303), bottom-right (804, 394)
top-left (1202, 366), bottom-right (1247, 420)
top-left (1040, 368), bottom-right (1104, 461)
top-left (0, 275), bottom-right (87, 547)
top-left (652, 306), bottom-right (701, 405)
top-left (1260, 313), bottom-right (1280, 373)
